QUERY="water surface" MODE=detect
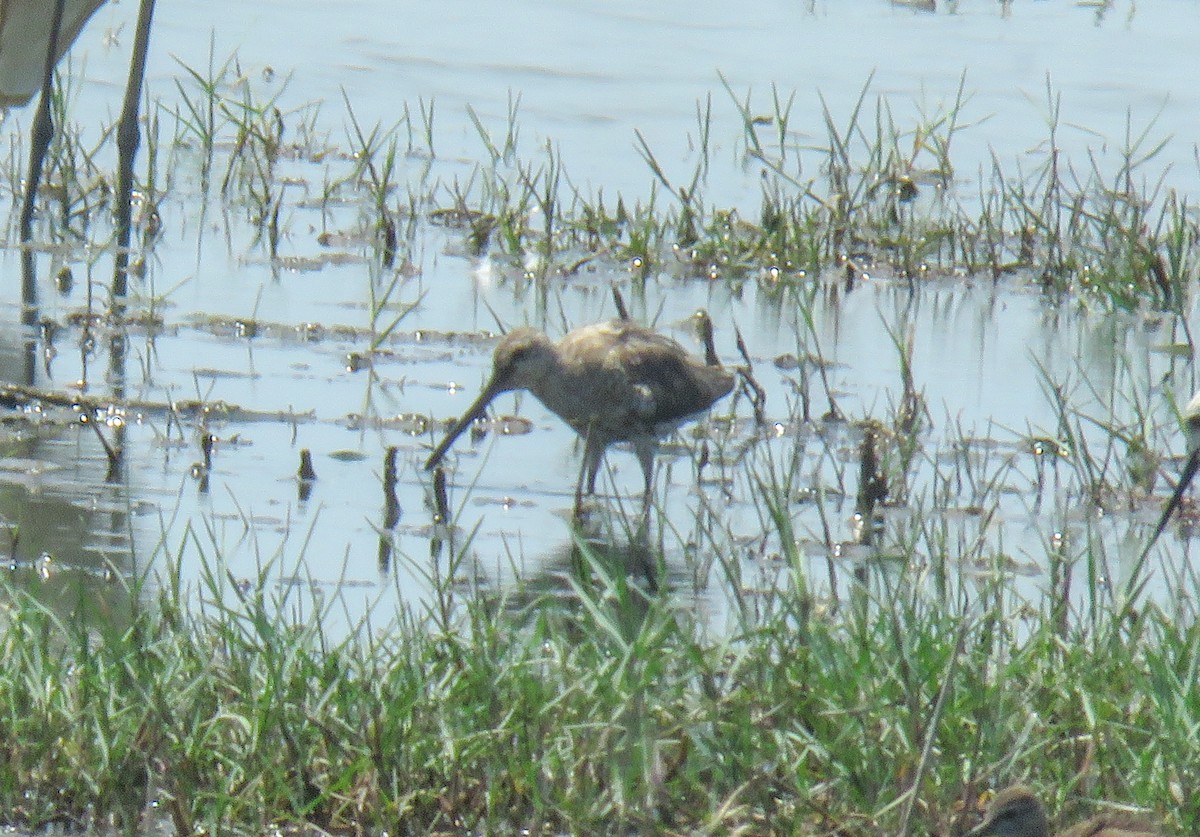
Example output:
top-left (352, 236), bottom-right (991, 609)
top-left (2, 0), bottom-right (1199, 633)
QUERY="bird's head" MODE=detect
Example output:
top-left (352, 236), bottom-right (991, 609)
top-left (488, 327), bottom-right (557, 393)
top-left (966, 786), bottom-right (1050, 837)
top-left (424, 327), bottom-right (555, 471)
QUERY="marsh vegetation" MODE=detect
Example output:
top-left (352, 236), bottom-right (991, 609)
top-left (0, 1), bottom-right (1198, 833)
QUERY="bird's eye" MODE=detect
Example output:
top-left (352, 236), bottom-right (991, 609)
top-left (506, 349), bottom-right (526, 366)
top-left (507, 344), bottom-right (534, 365)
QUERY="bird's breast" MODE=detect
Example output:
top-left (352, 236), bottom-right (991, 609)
top-left (531, 366), bottom-right (646, 436)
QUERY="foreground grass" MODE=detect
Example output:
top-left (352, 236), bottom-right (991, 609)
top-left (0, 528), bottom-right (1193, 836)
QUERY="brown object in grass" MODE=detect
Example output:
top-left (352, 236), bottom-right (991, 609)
top-left (965, 785), bottom-right (1161, 837)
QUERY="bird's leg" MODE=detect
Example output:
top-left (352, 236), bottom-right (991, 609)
top-left (20, 0), bottom-right (67, 318)
top-left (634, 438), bottom-right (657, 519)
top-left (573, 431), bottom-right (604, 519)
top-left (573, 464), bottom-right (587, 518)
top-left (111, 0), bottom-right (157, 301)
top-left (582, 428), bottom-right (605, 496)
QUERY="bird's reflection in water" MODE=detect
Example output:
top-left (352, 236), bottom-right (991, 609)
top-left (490, 533), bottom-right (663, 647)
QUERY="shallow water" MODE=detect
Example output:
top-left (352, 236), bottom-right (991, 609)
top-left (2, 0), bottom-right (1199, 634)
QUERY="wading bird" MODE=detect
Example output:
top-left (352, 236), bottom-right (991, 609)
top-left (1144, 390), bottom-right (1200, 554)
top-left (424, 318), bottom-right (735, 511)
top-left (965, 785), bottom-right (1160, 837)
top-left (0, 0), bottom-right (105, 107)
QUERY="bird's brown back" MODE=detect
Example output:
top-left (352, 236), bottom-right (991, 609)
top-left (968, 786), bottom-right (1161, 837)
top-left (1058, 814), bottom-right (1161, 837)
top-left (544, 320), bottom-right (734, 439)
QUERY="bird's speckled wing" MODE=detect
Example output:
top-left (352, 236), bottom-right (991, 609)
top-left (534, 320), bottom-right (733, 440)
top-left (603, 324), bottom-right (734, 425)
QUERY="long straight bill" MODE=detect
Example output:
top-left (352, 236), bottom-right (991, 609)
top-left (424, 381), bottom-right (501, 470)
top-left (1145, 449), bottom-right (1200, 555)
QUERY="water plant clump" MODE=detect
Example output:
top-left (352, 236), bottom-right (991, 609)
top-left (5, 55), bottom-right (1197, 317)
